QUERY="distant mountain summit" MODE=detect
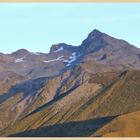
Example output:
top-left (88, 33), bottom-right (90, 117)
top-left (81, 29), bottom-right (137, 52)
top-left (11, 49), bottom-right (30, 57)
top-left (79, 29), bottom-right (140, 69)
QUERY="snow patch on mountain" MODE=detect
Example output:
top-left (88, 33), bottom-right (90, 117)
top-left (57, 55), bottom-right (64, 60)
top-left (63, 52), bottom-right (80, 67)
top-left (44, 59), bottom-right (57, 63)
top-left (68, 52), bottom-right (77, 63)
top-left (31, 52), bottom-right (41, 55)
top-left (66, 63), bottom-right (71, 67)
top-left (43, 52), bottom-right (80, 66)
top-left (54, 46), bottom-right (64, 53)
top-left (63, 59), bottom-right (69, 63)
top-left (44, 55), bottom-right (64, 63)
top-left (15, 57), bottom-right (24, 63)
top-left (72, 52), bottom-right (76, 56)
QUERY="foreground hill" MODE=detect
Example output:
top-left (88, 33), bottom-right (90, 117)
top-left (93, 111), bottom-right (140, 137)
top-left (0, 70), bottom-right (140, 137)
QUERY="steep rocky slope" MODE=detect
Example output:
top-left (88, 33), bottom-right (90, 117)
top-left (0, 70), bottom-right (140, 137)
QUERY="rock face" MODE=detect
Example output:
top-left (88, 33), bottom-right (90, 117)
top-left (0, 29), bottom-right (140, 136)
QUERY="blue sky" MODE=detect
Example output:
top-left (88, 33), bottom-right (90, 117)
top-left (0, 3), bottom-right (140, 54)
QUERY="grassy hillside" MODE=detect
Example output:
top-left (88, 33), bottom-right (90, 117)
top-left (0, 70), bottom-right (140, 137)
top-left (93, 111), bottom-right (140, 137)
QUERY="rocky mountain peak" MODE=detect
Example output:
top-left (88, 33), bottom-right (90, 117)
top-left (80, 29), bottom-right (107, 53)
top-left (88, 29), bottom-right (103, 38)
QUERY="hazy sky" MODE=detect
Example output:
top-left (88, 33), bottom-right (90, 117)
top-left (0, 3), bottom-right (140, 53)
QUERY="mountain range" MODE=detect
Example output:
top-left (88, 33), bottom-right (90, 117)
top-left (0, 29), bottom-right (140, 137)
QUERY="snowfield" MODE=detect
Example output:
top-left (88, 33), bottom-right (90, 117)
top-left (44, 55), bottom-right (64, 63)
top-left (44, 52), bottom-right (79, 67)
top-left (15, 57), bottom-right (24, 63)
top-left (54, 47), bottom-right (64, 53)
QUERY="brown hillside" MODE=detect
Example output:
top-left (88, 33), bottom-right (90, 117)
top-left (0, 70), bottom-right (140, 137)
top-left (93, 111), bottom-right (140, 137)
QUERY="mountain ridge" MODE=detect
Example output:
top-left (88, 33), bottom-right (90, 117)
top-left (1, 29), bottom-right (139, 55)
